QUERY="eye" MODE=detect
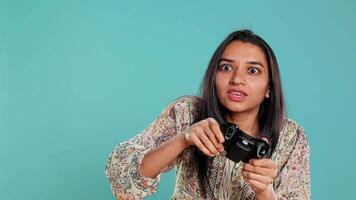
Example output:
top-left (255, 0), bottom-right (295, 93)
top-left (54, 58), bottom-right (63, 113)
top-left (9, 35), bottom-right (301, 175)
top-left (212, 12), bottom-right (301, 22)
top-left (219, 64), bottom-right (233, 71)
top-left (248, 66), bottom-right (260, 74)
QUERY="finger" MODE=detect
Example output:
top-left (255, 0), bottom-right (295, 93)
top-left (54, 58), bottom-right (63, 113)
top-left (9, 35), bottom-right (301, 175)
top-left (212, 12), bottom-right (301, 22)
top-left (243, 163), bottom-right (273, 176)
top-left (243, 163), bottom-right (277, 178)
top-left (196, 128), bottom-right (220, 155)
top-left (207, 118), bottom-right (225, 144)
top-left (203, 126), bottom-right (224, 152)
top-left (189, 134), bottom-right (215, 157)
top-left (249, 158), bottom-right (277, 169)
top-left (241, 169), bottom-right (274, 184)
top-left (244, 178), bottom-right (268, 192)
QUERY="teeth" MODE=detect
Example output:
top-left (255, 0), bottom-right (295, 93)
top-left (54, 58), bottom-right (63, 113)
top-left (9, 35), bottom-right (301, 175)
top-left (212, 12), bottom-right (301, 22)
top-left (232, 91), bottom-right (242, 96)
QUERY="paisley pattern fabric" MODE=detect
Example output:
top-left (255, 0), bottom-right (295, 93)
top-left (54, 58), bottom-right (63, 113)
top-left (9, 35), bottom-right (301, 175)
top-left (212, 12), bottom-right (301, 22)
top-left (105, 95), bottom-right (311, 200)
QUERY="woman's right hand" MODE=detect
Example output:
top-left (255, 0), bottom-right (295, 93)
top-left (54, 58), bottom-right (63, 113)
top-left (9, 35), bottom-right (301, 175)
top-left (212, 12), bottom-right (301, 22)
top-left (183, 117), bottom-right (225, 157)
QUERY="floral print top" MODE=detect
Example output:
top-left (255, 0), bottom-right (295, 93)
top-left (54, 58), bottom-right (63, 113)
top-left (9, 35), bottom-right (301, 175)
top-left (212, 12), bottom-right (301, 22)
top-left (105, 95), bottom-right (311, 200)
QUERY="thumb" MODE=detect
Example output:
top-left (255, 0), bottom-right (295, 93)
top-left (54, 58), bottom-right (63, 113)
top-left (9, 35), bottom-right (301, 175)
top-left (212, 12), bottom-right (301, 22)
top-left (261, 137), bottom-right (269, 144)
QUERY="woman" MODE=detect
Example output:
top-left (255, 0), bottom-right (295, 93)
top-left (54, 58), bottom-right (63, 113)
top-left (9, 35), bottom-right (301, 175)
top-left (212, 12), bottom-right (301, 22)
top-left (105, 30), bottom-right (311, 200)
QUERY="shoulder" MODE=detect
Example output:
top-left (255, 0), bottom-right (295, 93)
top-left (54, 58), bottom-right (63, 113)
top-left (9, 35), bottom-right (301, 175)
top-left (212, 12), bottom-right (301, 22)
top-left (283, 118), bottom-right (309, 144)
top-left (276, 118), bottom-right (310, 153)
top-left (162, 95), bottom-right (201, 115)
top-left (169, 95), bottom-right (201, 106)
top-left (273, 118), bottom-right (310, 167)
top-left (170, 95), bottom-right (201, 110)
top-left (162, 95), bottom-right (201, 128)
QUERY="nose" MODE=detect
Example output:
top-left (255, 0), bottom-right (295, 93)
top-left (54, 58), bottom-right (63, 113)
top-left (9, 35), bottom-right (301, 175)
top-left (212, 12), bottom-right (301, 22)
top-left (229, 69), bottom-right (246, 85)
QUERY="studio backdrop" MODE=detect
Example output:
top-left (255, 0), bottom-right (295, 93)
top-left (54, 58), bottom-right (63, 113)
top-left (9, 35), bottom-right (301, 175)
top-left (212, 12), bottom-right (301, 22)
top-left (1, 0), bottom-right (355, 199)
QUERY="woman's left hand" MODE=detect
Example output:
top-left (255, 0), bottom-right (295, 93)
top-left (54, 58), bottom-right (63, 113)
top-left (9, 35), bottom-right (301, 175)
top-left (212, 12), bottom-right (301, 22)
top-left (241, 158), bottom-right (278, 199)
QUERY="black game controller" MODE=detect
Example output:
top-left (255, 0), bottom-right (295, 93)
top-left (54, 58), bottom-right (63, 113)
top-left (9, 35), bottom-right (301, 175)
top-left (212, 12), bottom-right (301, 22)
top-left (221, 122), bottom-right (271, 163)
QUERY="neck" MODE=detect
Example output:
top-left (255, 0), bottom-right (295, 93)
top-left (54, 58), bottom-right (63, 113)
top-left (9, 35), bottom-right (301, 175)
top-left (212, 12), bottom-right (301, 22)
top-left (226, 109), bottom-right (260, 137)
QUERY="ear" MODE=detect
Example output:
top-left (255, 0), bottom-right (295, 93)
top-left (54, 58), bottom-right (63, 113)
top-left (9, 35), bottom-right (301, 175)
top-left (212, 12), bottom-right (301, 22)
top-left (265, 89), bottom-right (270, 98)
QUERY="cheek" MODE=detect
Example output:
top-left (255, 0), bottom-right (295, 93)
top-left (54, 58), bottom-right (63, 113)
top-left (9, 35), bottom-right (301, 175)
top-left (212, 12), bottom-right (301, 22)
top-left (215, 75), bottom-right (225, 90)
top-left (215, 75), bottom-right (228, 99)
top-left (249, 82), bottom-right (269, 98)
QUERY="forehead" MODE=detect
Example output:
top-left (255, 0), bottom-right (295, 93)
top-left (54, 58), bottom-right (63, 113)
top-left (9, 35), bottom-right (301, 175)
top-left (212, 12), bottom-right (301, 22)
top-left (221, 41), bottom-right (267, 65)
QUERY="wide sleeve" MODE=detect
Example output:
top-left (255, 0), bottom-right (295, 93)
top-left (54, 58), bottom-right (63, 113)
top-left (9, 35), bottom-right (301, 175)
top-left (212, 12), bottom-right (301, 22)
top-left (104, 97), bottom-right (186, 200)
top-left (274, 125), bottom-right (311, 200)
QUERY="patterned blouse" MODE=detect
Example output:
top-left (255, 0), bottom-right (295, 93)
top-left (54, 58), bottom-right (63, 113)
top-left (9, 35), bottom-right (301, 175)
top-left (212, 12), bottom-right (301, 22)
top-left (105, 95), bottom-right (311, 200)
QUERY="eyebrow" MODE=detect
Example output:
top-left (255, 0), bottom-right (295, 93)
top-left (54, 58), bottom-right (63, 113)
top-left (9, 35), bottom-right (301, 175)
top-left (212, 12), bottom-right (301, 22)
top-left (219, 58), bottom-right (234, 63)
top-left (246, 61), bottom-right (264, 68)
top-left (219, 58), bottom-right (264, 68)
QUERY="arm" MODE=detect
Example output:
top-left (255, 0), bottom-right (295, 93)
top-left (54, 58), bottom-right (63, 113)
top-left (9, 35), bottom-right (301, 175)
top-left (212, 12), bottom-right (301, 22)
top-left (104, 97), bottom-right (189, 199)
top-left (274, 125), bottom-right (311, 200)
top-left (140, 132), bottom-right (189, 178)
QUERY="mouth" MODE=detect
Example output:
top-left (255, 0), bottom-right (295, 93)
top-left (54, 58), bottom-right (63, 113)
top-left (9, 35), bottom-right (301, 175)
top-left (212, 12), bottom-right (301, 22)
top-left (227, 89), bottom-right (248, 102)
top-left (227, 89), bottom-right (248, 96)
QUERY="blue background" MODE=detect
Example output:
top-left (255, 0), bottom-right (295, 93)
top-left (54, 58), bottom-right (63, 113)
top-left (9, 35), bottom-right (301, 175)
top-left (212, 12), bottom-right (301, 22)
top-left (1, 0), bottom-right (355, 199)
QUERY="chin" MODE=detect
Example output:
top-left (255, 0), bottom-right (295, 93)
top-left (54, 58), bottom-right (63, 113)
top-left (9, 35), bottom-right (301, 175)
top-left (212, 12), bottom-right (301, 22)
top-left (227, 107), bottom-right (246, 114)
top-left (223, 102), bottom-right (246, 113)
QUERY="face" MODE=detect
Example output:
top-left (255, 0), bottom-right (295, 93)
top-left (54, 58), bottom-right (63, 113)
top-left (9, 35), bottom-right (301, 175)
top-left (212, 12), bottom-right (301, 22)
top-left (215, 41), bottom-right (270, 117)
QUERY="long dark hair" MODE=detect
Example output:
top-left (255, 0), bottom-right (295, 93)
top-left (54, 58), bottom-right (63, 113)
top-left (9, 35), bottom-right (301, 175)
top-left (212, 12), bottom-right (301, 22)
top-left (193, 29), bottom-right (286, 197)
